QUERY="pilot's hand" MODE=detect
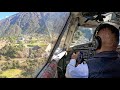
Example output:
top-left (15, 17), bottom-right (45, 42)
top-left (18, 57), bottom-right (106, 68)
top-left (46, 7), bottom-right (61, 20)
top-left (71, 52), bottom-right (80, 60)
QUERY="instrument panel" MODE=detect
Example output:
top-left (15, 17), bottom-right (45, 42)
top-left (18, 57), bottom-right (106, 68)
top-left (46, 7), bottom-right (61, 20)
top-left (71, 44), bottom-right (120, 61)
top-left (71, 43), bottom-right (96, 60)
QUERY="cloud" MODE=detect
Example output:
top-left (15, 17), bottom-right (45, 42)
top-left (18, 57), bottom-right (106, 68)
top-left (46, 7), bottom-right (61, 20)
top-left (5, 16), bottom-right (8, 18)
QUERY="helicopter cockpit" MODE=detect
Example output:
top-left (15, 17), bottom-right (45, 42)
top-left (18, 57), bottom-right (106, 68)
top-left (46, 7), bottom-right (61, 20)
top-left (36, 12), bottom-right (120, 78)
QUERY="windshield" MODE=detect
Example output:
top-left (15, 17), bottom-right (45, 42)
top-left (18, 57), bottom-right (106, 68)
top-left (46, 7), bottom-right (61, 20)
top-left (70, 26), bottom-right (95, 47)
top-left (0, 12), bottom-right (70, 78)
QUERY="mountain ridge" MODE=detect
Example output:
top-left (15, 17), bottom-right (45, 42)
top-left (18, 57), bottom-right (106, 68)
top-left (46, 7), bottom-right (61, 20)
top-left (0, 12), bottom-right (69, 37)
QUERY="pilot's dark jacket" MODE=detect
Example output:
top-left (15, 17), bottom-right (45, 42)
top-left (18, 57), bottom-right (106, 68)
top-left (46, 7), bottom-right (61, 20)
top-left (86, 51), bottom-right (120, 78)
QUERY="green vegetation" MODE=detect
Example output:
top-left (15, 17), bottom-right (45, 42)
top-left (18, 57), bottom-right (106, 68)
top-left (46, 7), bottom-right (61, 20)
top-left (7, 36), bottom-right (17, 43)
top-left (27, 42), bottom-right (47, 47)
top-left (0, 35), bottom-right (51, 78)
top-left (1, 60), bottom-right (20, 71)
top-left (0, 44), bottom-right (24, 58)
top-left (0, 69), bottom-right (23, 78)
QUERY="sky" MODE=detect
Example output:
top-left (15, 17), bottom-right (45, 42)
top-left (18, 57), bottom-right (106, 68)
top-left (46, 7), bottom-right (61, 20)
top-left (0, 12), bottom-right (18, 20)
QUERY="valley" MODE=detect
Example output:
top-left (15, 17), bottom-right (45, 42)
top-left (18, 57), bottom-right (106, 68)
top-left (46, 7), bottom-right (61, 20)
top-left (0, 35), bottom-right (52, 78)
top-left (0, 12), bottom-right (69, 78)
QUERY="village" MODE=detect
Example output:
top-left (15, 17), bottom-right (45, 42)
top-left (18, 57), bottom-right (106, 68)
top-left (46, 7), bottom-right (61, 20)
top-left (0, 34), bottom-right (54, 78)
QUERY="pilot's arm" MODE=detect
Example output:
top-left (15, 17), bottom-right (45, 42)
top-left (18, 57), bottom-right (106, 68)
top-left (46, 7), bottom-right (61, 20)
top-left (65, 52), bottom-right (89, 78)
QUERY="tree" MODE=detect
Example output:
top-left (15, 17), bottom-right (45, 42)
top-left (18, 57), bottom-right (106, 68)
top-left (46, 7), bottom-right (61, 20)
top-left (12, 60), bottom-right (20, 69)
top-left (0, 43), bottom-right (25, 58)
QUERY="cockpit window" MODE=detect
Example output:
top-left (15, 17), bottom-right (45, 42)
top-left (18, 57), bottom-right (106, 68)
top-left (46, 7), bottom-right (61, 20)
top-left (0, 12), bottom-right (70, 78)
top-left (71, 26), bottom-right (95, 47)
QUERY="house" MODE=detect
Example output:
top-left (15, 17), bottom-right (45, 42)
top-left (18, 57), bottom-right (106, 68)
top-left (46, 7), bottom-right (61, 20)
top-left (32, 45), bottom-right (41, 50)
top-left (17, 37), bottom-right (25, 43)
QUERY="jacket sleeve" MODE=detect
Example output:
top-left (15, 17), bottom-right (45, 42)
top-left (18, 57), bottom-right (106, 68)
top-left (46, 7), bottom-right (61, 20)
top-left (65, 59), bottom-right (89, 78)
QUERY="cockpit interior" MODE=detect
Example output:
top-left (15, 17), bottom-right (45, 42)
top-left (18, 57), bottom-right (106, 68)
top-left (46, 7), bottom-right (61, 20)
top-left (23, 12), bottom-right (120, 78)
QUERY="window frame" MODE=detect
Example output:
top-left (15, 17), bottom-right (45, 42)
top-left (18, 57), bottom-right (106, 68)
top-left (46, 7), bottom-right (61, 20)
top-left (70, 26), bottom-right (96, 47)
top-left (35, 12), bottom-right (71, 78)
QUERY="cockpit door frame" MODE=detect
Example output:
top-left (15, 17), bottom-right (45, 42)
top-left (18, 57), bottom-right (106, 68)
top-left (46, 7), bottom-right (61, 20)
top-left (64, 12), bottom-right (81, 51)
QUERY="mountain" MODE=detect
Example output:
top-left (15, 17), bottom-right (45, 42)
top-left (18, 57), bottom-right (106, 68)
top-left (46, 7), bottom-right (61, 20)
top-left (70, 27), bottom-right (95, 47)
top-left (0, 12), bottom-right (69, 37)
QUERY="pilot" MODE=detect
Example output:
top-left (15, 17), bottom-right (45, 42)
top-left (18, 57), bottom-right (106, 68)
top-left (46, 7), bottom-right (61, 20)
top-left (65, 23), bottom-right (120, 78)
